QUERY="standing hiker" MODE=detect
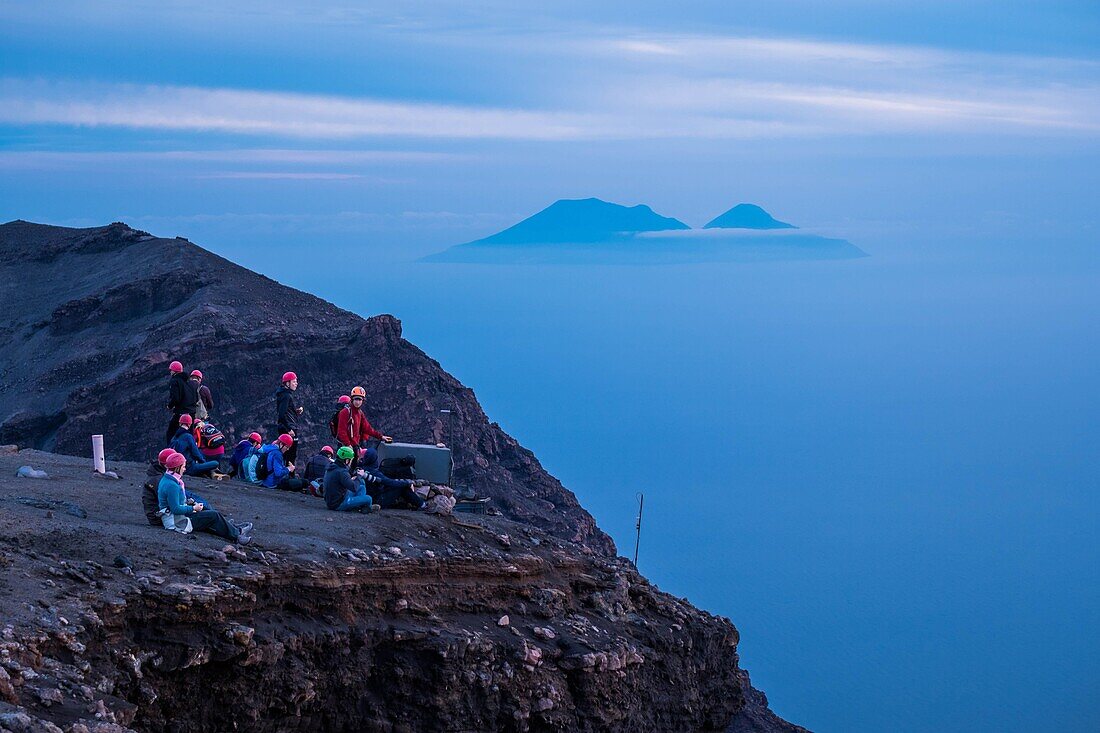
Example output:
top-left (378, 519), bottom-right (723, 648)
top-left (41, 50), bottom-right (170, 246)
top-left (275, 371), bottom-right (302, 468)
top-left (165, 360), bottom-right (199, 446)
top-left (191, 370), bottom-right (214, 420)
top-left (337, 386), bottom-right (394, 462)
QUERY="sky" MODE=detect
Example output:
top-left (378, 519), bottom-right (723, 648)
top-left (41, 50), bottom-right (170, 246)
top-left (1, 0), bottom-right (1098, 257)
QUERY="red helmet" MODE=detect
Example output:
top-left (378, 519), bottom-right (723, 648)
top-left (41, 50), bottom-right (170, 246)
top-left (178, 414), bottom-right (193, 427)
top-left (249, 432), bottom-right (262, 444)
top-left (320, 445), bottom-right (334, 455)
top-left (338, 395), bottom-right (350, 404)
top-left (169, 361), bottom-right (183, 373)
top-left (277, 433), bottom-right (294, 447)
top-left (190, 369), bottom-right (203, 379)
top-left (282, 371), bottom-right (297, 383)
top-left (157, 448), bottom-right (176, 465)
top-left (164, 452), bottom-right (186, 470)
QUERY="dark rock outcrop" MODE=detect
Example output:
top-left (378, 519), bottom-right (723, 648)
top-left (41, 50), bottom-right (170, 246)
top-left (0, 220), bottom-right (609, 553)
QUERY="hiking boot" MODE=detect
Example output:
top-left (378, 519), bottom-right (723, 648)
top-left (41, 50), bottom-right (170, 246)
top-left (212, 471), bottom-right (230, 481)
top-left (237, 531), bottom-right (253, 546)
top-left (370, 504), bottom-right (382, 513)
top-left (232, 521), bottom-right (254, 534)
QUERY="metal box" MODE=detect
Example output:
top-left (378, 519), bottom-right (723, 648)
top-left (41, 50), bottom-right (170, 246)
top-left (376, 442), bottom-right (453, 485)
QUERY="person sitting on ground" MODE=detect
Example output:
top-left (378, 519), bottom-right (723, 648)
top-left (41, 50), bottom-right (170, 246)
top-left (169, 414), bottom-right (221, 477)
top-left (260, 433), bottom-right (308, 491)
top-left (158, 452), bottom-right (252, 544)
top-left (193, 418), bottom-right (227, 472)
top-left (324, 446), bottom-right (379, 513)
top-left (303, 445), bottom-right (334, 497)
top-left (304, 445), bottom-right (334, 483)
top-left (165, 360), bottom-right (199, 446)
top-left (149, 446), bottom-right (215, 511)
top-left (229, 432), bottom-right (263, 479)
top-left (358, 446), bottom-right (425, 510)
top-left (275, 371), bottom-right (303, 469)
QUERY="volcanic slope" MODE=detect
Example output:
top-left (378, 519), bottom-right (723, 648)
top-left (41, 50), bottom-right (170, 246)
top-left (0, 220), bottom-right (609, 552)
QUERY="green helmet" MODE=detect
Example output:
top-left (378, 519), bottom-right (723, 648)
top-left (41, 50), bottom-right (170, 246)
top-left (336, 446), bottom-right (355, 462)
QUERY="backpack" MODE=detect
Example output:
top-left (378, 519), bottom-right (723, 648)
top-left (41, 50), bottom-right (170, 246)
top-left (329, 406), bottom-right (349, 439)
top-left (197, 422), bottom-right (225, 451)
top-left (254, 449), bottom-right (271, 482)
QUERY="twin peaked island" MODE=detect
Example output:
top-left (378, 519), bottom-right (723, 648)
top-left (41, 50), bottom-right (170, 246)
top-left (423, 199), bottom-right (864, 264)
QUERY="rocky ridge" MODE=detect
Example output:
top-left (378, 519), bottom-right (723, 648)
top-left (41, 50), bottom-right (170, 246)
top-left (0, 220), bottom-right (609, 554)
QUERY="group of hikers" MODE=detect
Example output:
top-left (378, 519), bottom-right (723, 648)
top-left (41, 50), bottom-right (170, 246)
top-left (151, 361), bottom-right (435, 545)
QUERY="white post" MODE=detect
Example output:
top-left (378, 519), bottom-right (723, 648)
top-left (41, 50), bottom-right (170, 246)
top-left (92, 434), bottom-right (106, 474)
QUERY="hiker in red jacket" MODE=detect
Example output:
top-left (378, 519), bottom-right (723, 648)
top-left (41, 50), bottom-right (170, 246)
top-left (336, 386), bottom-right (393, 455)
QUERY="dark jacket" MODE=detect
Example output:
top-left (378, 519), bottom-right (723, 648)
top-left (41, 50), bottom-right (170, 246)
top-left (323, 461), bottom-right (358, 510)
top-left (170, 427), bottom-right (205, 464)
top-left (275, 386), bottom-right (299, 433)
top-left (167, 372), bottom-right (196, 413)
top-left (260, 443), bottom-right (289, 488)
top-left (304, 453), bottom-right (332, 482)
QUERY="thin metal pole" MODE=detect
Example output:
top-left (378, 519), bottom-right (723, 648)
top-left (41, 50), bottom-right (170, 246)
top-left (441, 408), bottom-right (454, 487)
top-left (633, 492), bottom-right (644, 566)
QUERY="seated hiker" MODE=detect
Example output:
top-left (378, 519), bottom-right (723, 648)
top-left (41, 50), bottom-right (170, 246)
top-left (324, 446), bottom-right (380, 513)
top-left (193, 418), bottom-right (227, 471)
top-left (260, 434), bottom-right (308, 492)
top-left (358, 446), bottom-right (425, 510)
top-left (229, 432), bottom-right (263, 479)
top-left (304, 445), bottom-right (334, 483)
top-left (158, 452), bottom-right (252, 544)
top-left (303, 445), bottom-right (334, 497)
top-left (149, 447), bottom-right (215, 511)
top-left (169, 414), bottom-right (220, 477)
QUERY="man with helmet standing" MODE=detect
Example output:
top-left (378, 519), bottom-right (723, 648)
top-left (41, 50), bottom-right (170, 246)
top-left (165, 360), bottom-right (199, 446)
top-left (337, 386), bottom-right (393, 468)
top-left (275, 371), bottom-right (303, 469)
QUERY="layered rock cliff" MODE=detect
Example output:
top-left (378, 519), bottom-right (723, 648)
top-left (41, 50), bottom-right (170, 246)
top-left (0, 451), bottom-right (804, 732)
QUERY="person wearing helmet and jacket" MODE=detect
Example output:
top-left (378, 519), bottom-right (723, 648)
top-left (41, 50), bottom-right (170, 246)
top-left (191, 370), bottom-right (213, 421)
top-left (260, 434), bottom-right (307, 491)
top-left (158, 452), bottom-right (252, 543)
top-left (324, 446), bottom-right (379, 512)
top-left (336, 386), bottom-right (393, 459)
top-left (274, 371), bottom-right (302, 468)
top-left (229, 432), bottom-right (263, 479)
top-left (165, 360), bottom-right (199, 446)
top-left (169, 414), bottom-right (220, 477)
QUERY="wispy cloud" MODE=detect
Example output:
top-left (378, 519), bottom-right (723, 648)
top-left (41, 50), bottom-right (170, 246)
top-left (196, 171), bottom-right (368, 180)
top-left (0, 148), bottom-right (463, 171)
top-left (1, 32), bottom-right (1097, 143)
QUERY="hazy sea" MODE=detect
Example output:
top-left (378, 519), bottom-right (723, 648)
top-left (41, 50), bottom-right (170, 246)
top-left (249, 224), bottom-right (1097, 733)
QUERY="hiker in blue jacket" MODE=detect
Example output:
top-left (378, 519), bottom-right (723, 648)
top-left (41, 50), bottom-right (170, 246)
top-left (169, 414), bottom-right (219, 477)
top-left (229, 431), bottom-right (263, 479)
top-left (358, 447), bottom-right (425, 510)
top-left (324, 446), bottom-right (378, 512)
top-left (158, 452), bottom-right (251, 544)
top-left (261, 434), bottom-right (308, 492)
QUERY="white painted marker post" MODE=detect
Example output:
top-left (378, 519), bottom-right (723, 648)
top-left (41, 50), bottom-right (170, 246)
top-left (92, 434), bottom-right (106, 474)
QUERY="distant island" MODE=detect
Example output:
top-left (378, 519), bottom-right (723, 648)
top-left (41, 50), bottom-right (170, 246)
top-left (423, 198), bottom-right (866, 264)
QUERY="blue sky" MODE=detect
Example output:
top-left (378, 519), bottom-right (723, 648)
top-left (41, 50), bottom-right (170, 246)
top-left (1, 1), bottom-right (1098, 255)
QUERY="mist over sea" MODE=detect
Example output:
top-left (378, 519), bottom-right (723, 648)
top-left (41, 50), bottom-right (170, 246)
top-left (216, 223), bottom-right (1100, 731)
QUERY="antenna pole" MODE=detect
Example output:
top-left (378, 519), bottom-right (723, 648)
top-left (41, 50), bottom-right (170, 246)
top-left (633, 492), bottom-right (644, 567)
